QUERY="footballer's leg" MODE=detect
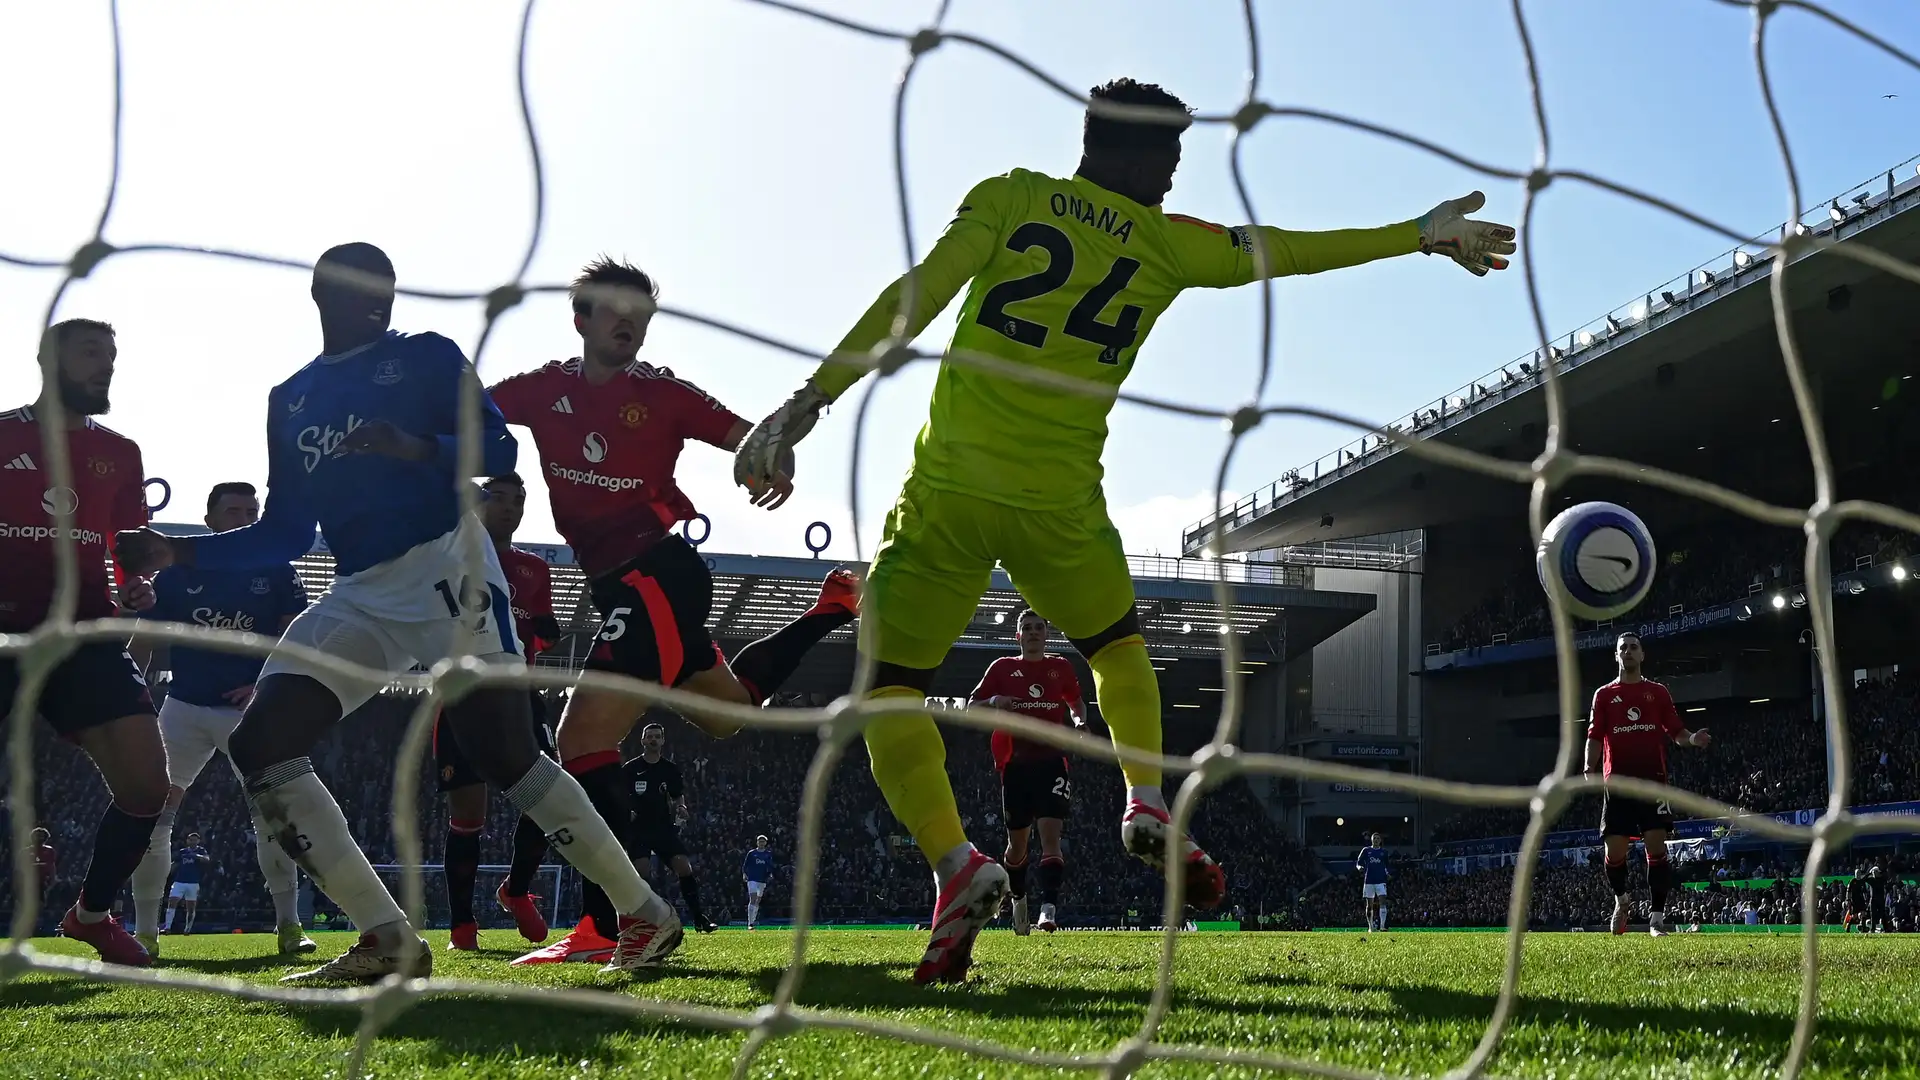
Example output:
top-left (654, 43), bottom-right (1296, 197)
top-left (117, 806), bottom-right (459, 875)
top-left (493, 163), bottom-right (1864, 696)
top-left (498, 690), bottom-right (554, 944)
top-left (1600, 829), bottom-right (1632, 934)
top-left (725, 565), bottom-right (860, 704)
top-left (221, 753), bottom-right (312, 954)
top-left (132, 697), bottom-right (220, 954)
top-left (1003, 818), bottom-right (1031, 937)
top-left (1643, 826), bottom-right (1673, 936)
top-left (434, 711), bottom-right (488, 952)
top-left (1004, 498), bottom-right (1223, 910)
top-left (25, 643), bottom-right (168, 968)
top-left (862, 481), bottom-right (1008, 984)
top-left (1035, 794), bottom-right (1067, 932)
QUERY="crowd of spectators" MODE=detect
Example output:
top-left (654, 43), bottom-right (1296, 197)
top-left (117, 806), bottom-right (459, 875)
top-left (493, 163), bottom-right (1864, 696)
top-left (1427, 678), bottom-right (1920, 847)
top-left (6, 690), bottom-right (1319, 932)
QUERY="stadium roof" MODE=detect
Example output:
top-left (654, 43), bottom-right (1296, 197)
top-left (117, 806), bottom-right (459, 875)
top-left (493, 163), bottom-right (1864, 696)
top-left (1185, 156), bottom-right (1920, 555)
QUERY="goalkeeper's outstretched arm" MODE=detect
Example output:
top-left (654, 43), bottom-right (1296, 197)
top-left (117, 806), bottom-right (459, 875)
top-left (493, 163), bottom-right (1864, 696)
top-left (1181, 191), bottom-right (1516, 289)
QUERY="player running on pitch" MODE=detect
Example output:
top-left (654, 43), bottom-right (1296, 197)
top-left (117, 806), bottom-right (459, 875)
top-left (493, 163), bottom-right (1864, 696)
top-left (435, 472), bottom-right (564, 952)
top-left (734, 78), bottom-right (1516, 982)
top-left (487, 257), bottom-right (858, 962)
top-left (116, 243), bottom-right (687, 981)
top-left (1356, 832), bottom-right (1389, 932)
top-left (743, 835), bottom-right (775, 930)
top-left (128, 480), bottom-right (314, 959)
top-left (158, 831), bottom-right (210, 935)
top-left (970, 608), bottom-right (1084, 935)
top-left (622, 722), bottom-right (717, 933)
top-left (0, 319), bottom-right (166, 967)
top-left (1585, 632), bottom-right (1711, 937)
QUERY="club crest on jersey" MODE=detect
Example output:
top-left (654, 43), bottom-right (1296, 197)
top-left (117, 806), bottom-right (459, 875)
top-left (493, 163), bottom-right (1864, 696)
top-left (41, 486), bottom-right (77, 516)
top-left (371, 359), bottom-right (403, 386)
top-left (87, 456), bottom-right (113, 478)
top-left (582, 432), bottom-right (609, 463)
top-left (618, 402), bottom-right (647, 428)
top-left (250, 576), bottom-right (271, 595)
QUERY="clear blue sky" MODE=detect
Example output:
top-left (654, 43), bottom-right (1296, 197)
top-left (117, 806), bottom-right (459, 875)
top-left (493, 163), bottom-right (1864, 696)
top-left (3, 0), bottom-right (1915, 559)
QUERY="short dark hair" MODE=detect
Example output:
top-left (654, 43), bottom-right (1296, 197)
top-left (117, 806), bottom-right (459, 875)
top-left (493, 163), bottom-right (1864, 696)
top-left (1016, 608), bottom-right (1046, 626)
top-left (1617, 632), bottom-right (1642, 645)
top-left (207, 481), bottom-right (256, 515)
top-left (1084, 78), bottom-right (1192, 155)
top-left (571, 256), bottom-right (659, 318)
top-left (29, 827), bottom-right (49, 843)
top-left (484, 472), bottom-right (525, 489)
top-left (50, 318), bottom-right (116, 347)
top-left (642, 722), bottom-right (666, 736)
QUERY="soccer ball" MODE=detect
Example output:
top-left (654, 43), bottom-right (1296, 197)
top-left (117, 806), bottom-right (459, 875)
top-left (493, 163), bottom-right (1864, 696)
top-left (1535, 501), bottom-right (1656, 620)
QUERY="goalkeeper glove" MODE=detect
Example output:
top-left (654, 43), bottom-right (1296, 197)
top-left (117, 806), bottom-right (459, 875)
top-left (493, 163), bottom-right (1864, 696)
top-left (734, 379), bottom-right (831, 498)
top-left (1416, 191), bottom-right (1516, 277)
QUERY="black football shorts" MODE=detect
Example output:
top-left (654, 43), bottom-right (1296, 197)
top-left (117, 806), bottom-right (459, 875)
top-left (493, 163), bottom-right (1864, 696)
top-left (0, 641), bottom-right (154, 737)
top-left (1599, 791), bottom-right (1675, 839)
top-left (585, 535), bottom-right (721, 688)
top-left (1000, 756), bottom-right (1072, 830)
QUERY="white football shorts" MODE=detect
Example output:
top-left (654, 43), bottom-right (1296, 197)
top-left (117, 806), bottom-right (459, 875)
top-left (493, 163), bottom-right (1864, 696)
top-left (259, 516), bottom-right (517, 714)
top-left (168, 881), bottom-right (201, 902)
top-left (156, 697), bottom-right (244, 790)
top-left (745, 880), bottom-right (767, 901)
top-left (1362, 882), bottom-right (1388, 899)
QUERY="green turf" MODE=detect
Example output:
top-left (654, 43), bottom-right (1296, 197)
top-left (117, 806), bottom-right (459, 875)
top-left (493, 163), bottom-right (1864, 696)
top-left (4, 929), bottom-right (1917, 1078)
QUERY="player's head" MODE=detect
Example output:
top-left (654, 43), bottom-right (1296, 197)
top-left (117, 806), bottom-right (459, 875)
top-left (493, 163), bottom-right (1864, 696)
top-left (1370, 832), bottom-right (1383, 847)
top-left (1615, 632), bottom-right (1643, 674)
top-left (1015, 607), bottom-right (1049, 653)
top-left (640, 721), bottom-right (666, 757)
top-left (571, 256), bottom-right (658, 365)
top-left (29, 827), bottom-right (49, 845)
top-left (480, 472), bottom-right (526, 540)
top-left (41, 318), bottom-right (117, 416)
top-left (311, 242), bottom-right (396, 345)
top-left (755, 834), bottom-right (769, 850)
top-left (185, 830), bottom-right (201, 845)
top-left (1081, 78), bottom-right (1192, 207)
top-left (205, 481), bottom-right (259, 533)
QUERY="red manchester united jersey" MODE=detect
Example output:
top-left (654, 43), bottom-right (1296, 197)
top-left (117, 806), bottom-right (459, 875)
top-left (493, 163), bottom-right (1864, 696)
top-left (1587, 678), bottom-right (1685, 782)
top-left (973, 654), bottom-right (1084, 769)
top-left (488, 359), bottom-right (743, 577)
top-left (0, 407), bottom-right (147, 632)
top-left (499, 545), bottom-right (554, 660)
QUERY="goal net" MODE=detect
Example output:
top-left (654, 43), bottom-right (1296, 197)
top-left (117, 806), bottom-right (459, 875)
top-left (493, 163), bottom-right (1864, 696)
top-left (6, 2), bottom-right (1920, 1079)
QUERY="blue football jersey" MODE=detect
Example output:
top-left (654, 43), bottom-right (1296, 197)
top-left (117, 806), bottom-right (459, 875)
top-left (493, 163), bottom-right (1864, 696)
top-left (743, 849), bottom-right (775, 884)
top-left (174, 845), bottom-right (208, 884)
top-left (1357, 846), bottom-right (1390, 885)
top-left (142, 563), bottom-right (307, 707)
top-left (195, 331), bottom-right (517, 576)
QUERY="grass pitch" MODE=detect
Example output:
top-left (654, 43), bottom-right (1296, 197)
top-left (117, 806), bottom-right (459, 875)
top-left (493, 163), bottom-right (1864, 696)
top-left (4, 929), bottom-right (1919, 1078)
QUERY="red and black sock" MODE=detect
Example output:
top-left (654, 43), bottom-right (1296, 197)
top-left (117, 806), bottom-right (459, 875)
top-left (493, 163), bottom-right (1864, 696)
top-left (1038, 855), bottom-right (1065, 907)
top-left (504, 813), bottom-right (549, 897)
top-left (79, 805), bottom-right (160, 915)
top-left (727, 610), bottom-right (856, 706)
top-left (445, 818), bottom-right (484, 926)
top-left (1004, 857), bottom-right (1029, 900)
top-left (1646, 851), bottom-right (1670, 914)
top-left (1604, 855), bottom-right (1629, 897)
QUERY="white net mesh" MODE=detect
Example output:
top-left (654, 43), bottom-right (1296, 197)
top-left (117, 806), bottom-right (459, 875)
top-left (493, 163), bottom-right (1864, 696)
top-left (6, 0), bottom-right (1920, 1076)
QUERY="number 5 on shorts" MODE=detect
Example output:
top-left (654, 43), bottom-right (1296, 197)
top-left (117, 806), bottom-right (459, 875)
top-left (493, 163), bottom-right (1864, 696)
top-left (599, 606), bottom-right (632, 642)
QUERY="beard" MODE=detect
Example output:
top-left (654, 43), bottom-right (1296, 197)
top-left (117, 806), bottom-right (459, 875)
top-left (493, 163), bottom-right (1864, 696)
top-left (57, 372), bottom-right (110, 416)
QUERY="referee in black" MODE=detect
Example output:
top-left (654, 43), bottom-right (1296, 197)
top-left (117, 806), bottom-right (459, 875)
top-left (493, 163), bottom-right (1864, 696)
top-left (623, 722), bottom-right (717, 933)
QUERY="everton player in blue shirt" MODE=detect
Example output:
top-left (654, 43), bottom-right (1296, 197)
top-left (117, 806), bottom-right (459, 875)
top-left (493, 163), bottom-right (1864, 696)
top-left (129, 481), bottom-right (312, 960)
top-left (160, 830), bottom-right (211, 934)
top-left (116, 243), bottom-right (686, 981)
top-left (742, 835), bottom-right (776, 930)
top-left (1357, 832), bottom-right (1390, 932)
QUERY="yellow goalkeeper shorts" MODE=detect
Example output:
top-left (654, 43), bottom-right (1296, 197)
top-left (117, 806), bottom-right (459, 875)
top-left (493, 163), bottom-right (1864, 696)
top-left (863, 477), bottom-right (1136, 671)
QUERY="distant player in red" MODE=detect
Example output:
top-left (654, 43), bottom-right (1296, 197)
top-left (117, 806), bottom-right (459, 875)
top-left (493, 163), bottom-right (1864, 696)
top-left (486, 257), bottom-right (859, 963)
top-left (432, 471), bottom-right (564, 951)
top-left (1585, 632), bottom-right (1711, 937)
top-left (0, 318), bottom-right (164, 966)
top-left (971, 609), bottom-right (1085, 935)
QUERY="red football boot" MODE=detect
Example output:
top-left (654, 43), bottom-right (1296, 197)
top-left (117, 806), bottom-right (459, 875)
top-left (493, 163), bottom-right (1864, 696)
top-left (59, 907), bottom-right (151, 968)
top-left (1120, 800), bottom-right (1227, 911)
top-left (497, 883), bottom-right (550, 943)
top-left (448, 922), bottom-right (479, 951)
top-left (509, 916), bottom-right (616, 967)
top-left (913, 849), bottom-right (1009, 985)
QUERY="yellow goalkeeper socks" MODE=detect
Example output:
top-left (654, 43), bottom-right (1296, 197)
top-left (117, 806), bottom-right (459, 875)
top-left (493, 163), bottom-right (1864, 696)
top-left (1088, 635), bottom-right (1163, 790)
top-left (862, 687), bottom-right (969, 866)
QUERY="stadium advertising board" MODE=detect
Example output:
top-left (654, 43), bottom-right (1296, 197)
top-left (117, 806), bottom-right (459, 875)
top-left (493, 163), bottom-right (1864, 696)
top-left (1432, 799), bottom-right (1920, 864)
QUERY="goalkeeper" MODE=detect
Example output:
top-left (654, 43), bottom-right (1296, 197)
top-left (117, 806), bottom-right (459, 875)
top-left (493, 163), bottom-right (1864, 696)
top-left (735, 77), bottom-right (1515, 985)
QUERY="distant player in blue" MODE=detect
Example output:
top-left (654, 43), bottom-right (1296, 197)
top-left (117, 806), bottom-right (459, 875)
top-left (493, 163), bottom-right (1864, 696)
top-left (128, 480), bottom-right (314, 960)
top-left (743, 835), bottom-right (776, 930)
top-left (1357, 832), bottom-right (1390, 932)
top-left (160, 831), bottom-right (210, 935)
top-left (116, 243), bottom-right (687, 982)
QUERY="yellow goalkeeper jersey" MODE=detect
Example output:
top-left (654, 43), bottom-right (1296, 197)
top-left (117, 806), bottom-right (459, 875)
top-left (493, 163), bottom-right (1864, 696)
top-left (815, 168), bottom-right (1420, 510)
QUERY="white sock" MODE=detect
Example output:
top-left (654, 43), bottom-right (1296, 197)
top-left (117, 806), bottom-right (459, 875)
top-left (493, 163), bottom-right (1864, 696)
top-left (130, 806), bottom-right (175, 935)
top-left (1128, 786), bottom-right (1167, 813)
top-left (272, 889), bottom-right (300, 927)
top-left (932, 842), bottom-right (975, 892)
top-left (1378, 904), bottom-right (1387, 930)
top-left (746, 902), bottom-right (758, 926)
top-left (248, 759), bottom-right (407, 936)
top-left (252, 808), bottom-right (300, 910)
top-left (505, 756), bottom-right (665, 921)
top-left (163, 906), bottom-right (177, 930)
